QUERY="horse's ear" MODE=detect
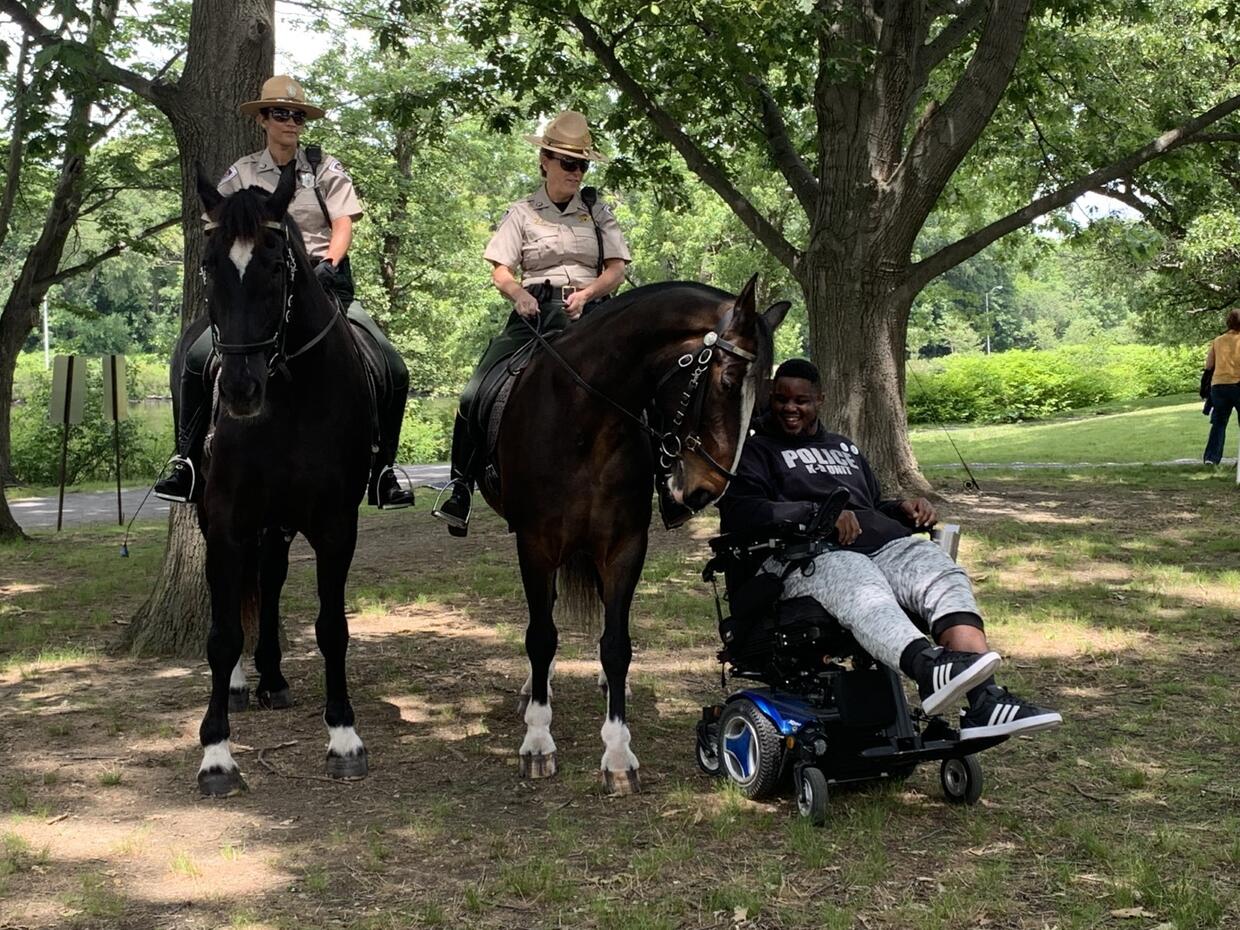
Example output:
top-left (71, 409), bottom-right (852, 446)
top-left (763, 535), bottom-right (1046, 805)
top-left (734, 273), bottom-right (759, 319)
top-left (196, 161), bottom-right (223, 214)
top-left (762, 300), bottom-right (791, 331)
top-left (265, 162), bottom-right (297, 220)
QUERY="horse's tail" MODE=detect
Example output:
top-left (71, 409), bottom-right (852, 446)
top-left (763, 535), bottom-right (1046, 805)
top-left (555, 552), bottom-right (602, 634)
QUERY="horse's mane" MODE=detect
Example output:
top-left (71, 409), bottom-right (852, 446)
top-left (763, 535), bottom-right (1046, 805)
top-left (210, 184), bottom-right (316, 277)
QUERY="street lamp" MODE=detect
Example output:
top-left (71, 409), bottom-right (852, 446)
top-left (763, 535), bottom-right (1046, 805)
top-left (984, 285), bottom-right (1003, 355)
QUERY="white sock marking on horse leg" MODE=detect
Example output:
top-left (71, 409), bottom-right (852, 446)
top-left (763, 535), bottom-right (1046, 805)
top-left (199, 740), bottom-right (238, 774)
top-left (519, 700), bottom-right (556, 756)
top-left (229, 659), bottom-right (247, 691)
top-left (326, 725), bottom-right (365, 758)
top-left (521, 658), bottom-right (554, 699)
top-left (228, 239), bottom-right (254, 280)
top-left (600, 716), bottom-right (640, 772)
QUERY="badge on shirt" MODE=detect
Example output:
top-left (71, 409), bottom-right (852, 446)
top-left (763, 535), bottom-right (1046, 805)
top-left (299, 171), bottom-right (316, 189)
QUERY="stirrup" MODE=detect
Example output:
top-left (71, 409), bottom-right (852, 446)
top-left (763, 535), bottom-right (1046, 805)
top-left (431, 480), bottom-right (471, 532)
top-left (373, 465), bottom-right (414, 510)
top-left (153, 455), bottom-right (197, 504)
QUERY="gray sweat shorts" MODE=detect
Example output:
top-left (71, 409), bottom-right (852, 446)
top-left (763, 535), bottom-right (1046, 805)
top-left (763, 536), bottom-right (979, 671)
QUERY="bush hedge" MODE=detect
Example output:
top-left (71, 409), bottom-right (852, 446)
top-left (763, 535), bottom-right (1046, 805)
top-left (906, 343), bottom-right (1203, 425)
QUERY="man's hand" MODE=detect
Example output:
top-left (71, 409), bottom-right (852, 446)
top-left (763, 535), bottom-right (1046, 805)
top-left (314, 260), bottom-right (336, 284)
top-left (514, 289), bottom-right (541, 320)
top-left (565, 287), bottom-right (592, 320)
top-left (835, 510), bottom-right (861, 546)
top-left (899, 497), bottom-right (937, 527)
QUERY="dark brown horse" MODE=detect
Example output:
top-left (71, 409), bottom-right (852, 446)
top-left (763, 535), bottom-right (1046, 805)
top-left (186, 164), bottom-right (372, 796)
top-left (486, 276), bottom-right (788, 792)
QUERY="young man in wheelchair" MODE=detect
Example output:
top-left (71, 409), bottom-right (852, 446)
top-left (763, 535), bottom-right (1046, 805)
top-left (717, 358), bottom-right (1061, 740)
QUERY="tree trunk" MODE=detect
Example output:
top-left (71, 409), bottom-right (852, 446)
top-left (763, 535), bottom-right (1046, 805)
top-left (379, 129), bottom-right (412, 307)
top-left (801, 250), bottom-right (928, 497)
top-left (124, 0), bottom-right (274, 657)
top-left (0, 305), bottom-right (33, 540)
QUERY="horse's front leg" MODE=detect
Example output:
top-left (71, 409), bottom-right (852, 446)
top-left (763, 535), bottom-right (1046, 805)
top-left (254, 529), bottom-right (294, 709)
top-left (309, 518), bottom-right (368, 780)
top-left (198, 535), bottom-right (249, 797)
top-left (598, 536), bottom-right (647, 795)
top-left (516, 538), bottom-right (558, 778)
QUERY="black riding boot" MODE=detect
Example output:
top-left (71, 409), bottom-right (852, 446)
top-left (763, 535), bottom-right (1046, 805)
top-left (348, 302), bottom-right (414, 511)
top-left (432, 413), bottom-right (476, 536)
top-left (154, 332), bottom-right (212, 503)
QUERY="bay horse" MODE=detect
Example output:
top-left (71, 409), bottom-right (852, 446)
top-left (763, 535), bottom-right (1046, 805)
top-left (486, 277), bottom-right (788, 793)
top-left (186, 163), bottom-right (372, 796)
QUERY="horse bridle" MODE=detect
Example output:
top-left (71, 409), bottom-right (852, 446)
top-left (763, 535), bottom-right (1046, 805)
top-left (519, 308), bottom-right (757, 484)
top-left (200, 218), bottom-right (337, 380)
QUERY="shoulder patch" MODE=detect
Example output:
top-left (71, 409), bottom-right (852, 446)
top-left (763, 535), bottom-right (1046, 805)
top-left (327, 160), bottom-right (348, 176)
top-left (218, 165), bottom-right (239, 185)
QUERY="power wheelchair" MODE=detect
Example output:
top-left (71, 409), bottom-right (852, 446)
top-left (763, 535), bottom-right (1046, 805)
top-left (695, 490), bottom-right (1007, 826)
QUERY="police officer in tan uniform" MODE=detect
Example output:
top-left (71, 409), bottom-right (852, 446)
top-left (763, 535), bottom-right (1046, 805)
top-left (155, 76), bottom-right (413, 509)
top-left (433, 111), bottom-right (631, 534)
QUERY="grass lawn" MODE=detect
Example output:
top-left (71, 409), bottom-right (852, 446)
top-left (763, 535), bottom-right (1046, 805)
top-left (0, 464), bottom-right (1237, 929)
top-left (911, 393), bottom-right (1214, 467)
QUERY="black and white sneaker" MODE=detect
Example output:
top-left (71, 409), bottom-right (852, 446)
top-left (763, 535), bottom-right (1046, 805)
top-left (916, 648), bottom-right (1002, 716)
top-left (959, 684), bottom-right (1062, 739)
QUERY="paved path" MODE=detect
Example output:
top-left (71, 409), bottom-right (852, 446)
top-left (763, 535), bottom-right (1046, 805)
top-left (8, 464), bottom-right (451, 531)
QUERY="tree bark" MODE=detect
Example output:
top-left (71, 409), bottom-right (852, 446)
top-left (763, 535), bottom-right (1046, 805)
top-left (124, 0), bottom-right (274, 657)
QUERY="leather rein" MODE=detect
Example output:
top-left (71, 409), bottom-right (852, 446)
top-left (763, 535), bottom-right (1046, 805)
top-left (518, 308), bottom-right (757, 484)
top-left (200, 218), bottom-right (339, 380)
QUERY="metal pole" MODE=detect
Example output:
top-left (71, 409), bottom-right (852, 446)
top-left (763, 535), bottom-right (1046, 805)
top-left (110, 357), bottom-right (123, 525)
top-left (56, 356), bottom-right (74, 532)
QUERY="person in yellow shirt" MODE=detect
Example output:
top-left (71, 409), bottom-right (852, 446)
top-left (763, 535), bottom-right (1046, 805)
top-left (1203, 307), bottom-right (1240, 465)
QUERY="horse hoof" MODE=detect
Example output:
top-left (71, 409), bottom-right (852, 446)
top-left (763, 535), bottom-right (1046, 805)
top-left (257, 688), bottom-right (293, 710)
top-left (519, 751), bottom-right (557, 779)
top-left (198, 767), bottom-right (247, 798)
top-left (516, 694), bottom-right (530, 717)
top-left (228, 688), bottom-right (250, 713)
top-left (325, 748), bottom-right (368, 780)
top-left (601, 768), bottom-right (641, 796)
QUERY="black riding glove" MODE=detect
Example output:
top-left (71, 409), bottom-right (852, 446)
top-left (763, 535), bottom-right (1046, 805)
top-left (314, 260), bottom-right (337, 285)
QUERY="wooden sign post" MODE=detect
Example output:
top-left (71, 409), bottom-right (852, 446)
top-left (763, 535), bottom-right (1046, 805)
top-left (102, 354), bottom-right (127, 525)
top-left (48, 355), bottom-right (86, 531)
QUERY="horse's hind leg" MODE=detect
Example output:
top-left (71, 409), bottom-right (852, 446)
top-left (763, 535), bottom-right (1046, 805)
top-left (255, 529), bottom-right (294, 709)
top-left (198, 538), bottom-right (248, 797)
top-left (516, 539), bottom-right (558, 778)
top-left (310, 520), bottom-right (368, 780)
top-left (598, 537), bottom-right (647, 795)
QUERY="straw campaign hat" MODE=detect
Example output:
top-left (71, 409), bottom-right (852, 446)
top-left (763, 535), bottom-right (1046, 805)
top-left (239, 75), bottom-right (325, 120)
top-left (524, 110), bottom-right (608, 162)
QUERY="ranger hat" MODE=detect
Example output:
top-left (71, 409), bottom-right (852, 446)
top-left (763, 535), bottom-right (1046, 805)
top-left (524, 110), bottom-right (608, 163)
top-left (239, 75), bottom-right (326, 119)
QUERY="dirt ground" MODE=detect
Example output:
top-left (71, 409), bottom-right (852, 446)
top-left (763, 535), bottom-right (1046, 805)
top-left (1, 474), bottom-right (1237, 930)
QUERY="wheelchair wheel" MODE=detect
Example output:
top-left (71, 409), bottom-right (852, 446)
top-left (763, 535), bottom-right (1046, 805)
top-left (795, 766), bottom-right (829, 826)
top-left (695, 721), bottom-right (721, 777)
top-left (718, 699), bottom-right (783, 799)
top-left (940, 755), bottom-right (983, 805)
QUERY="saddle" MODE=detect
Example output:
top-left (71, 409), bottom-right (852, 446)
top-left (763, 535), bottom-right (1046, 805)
top-left (467, 336), bottom-right (545, 498)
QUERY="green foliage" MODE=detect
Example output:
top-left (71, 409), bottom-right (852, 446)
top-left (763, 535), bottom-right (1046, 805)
top-left (906, 344), bottom-right (1204, 425)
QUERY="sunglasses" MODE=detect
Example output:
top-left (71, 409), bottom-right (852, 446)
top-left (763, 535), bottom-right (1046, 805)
top-left (264, 107), bottom-right (307, 125)
top-left (543, 151), bottom-right (589, 173)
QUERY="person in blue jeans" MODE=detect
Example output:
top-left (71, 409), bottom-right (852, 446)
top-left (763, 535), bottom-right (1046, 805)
top-left (1203, 308), bottom-right (1240, 465)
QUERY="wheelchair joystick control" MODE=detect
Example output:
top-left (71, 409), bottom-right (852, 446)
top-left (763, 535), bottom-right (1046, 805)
top-left (931, 523), bottom-right (960, 560)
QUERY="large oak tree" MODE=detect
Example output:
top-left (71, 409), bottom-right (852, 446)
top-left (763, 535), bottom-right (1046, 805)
top-left (459, 0), bottom-right (1240, 490)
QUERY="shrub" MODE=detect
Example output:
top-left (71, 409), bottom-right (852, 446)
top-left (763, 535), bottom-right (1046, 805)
top-left (906, 343), bottom-right (1204, 425)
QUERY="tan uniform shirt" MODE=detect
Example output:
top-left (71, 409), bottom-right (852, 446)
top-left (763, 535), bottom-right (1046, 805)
top-left (483, 186), bottom-right (631, 289)
top-left (217, 146), bottom-right (362, 260)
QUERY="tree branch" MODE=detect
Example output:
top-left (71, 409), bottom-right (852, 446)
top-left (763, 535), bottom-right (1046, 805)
top-left (35, 216), bottom-right (179, 288)
top-left (901, 92), bottom-right (1240, 298)
top-left (916, 0), bottom-right (987, 87)
top-left (0, 0), bottom-right (162, 104)
top-left (747, 77), bottom-right (821, 213)
top-left (0, 33), bottom-right (31, 253)
top-left (569, 12), bottom-right (802, 275)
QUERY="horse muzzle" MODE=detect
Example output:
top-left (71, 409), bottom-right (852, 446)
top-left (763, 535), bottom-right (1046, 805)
top-left (218, 366), bottom-right (266, 419)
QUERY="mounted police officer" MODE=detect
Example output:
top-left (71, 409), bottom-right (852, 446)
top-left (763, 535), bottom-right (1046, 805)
top-left (432, 110), bottom-right (631, 534)
top-left (154, 75), bottom-right (413, 509)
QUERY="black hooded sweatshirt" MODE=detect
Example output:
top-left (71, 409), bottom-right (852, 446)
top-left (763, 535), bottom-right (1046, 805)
top-left (717, 415), bottom-right (913, 555)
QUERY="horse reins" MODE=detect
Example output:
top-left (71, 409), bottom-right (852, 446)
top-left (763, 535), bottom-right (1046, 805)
top-left (518, 309), bottom-right (757, 482)
top-left (201, 218), bottom-right (340, 380)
